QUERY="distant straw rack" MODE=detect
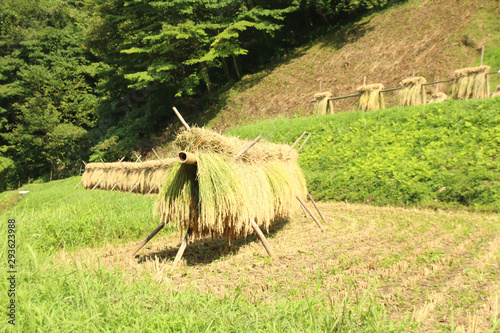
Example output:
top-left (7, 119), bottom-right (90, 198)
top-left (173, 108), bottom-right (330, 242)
top-left (313, 92), bottom-right (333, 115)
top-left (399, 77), bottom-right (427, 106)
top-left (82, 160), bottom-right (175, 194)
top-left (357, 83), bottom-right (385, 111)
top-left (452, 65), bottom-right (491, 99)
top-left (155, 127), bottom-right (308, 240)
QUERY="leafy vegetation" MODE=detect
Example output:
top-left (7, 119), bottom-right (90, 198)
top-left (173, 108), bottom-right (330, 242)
top-left (230, 98), bottom-right (500, 211)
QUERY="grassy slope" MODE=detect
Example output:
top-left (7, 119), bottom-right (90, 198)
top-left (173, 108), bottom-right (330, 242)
top-left (229, 98), bottom-right (500, 211)
top-left (204, 0), bottom-right (500, 130)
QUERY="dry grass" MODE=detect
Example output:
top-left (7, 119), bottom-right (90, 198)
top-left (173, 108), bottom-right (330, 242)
top-left (82, 160), bottom-right (176, 194)
top-left (356, 83), bottom-right (385, 111)
top-left (428, 91), bottom-right (448, 104)
top-left (452, 65), bottom-right (491, 99)
top-left (313, 91), bottom-right (334, 115)
top-left (399, 76), bottom-right (427, 106)
top-left (492, 85), bottom-right (500, 98)
top-left (57, 202), bottom-right (500, 332)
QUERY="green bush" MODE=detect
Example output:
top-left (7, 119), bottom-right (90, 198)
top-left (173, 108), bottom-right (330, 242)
top-left (229, 98), bottom-right (500, 211)
top-left (0, 156), bottom-right (16, 191)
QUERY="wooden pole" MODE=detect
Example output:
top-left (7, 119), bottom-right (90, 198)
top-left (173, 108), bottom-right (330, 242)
top-left (73, 179), bottom-right (83, 189)
top-left (481, 45), bottom-right (485, 66)
top-left (110, 180), bottom-right (120, 191)
top-left (18, 181), bottom-right (20, 189)
top-left (300, 203), bottom-right (308, 217)
top-left (134, 153), bottom-right (144, 166)
top-left (296, 195), bottom-right (324, 232)
top-left (28, 177), bottom-right (30, 184)
top-left (79, 164), bottom-right (83, 176)
top-left (173, 228), bottom-right (193, 266)
top-left (233, 135), bottom-right (262, 160)
top-left (82, 160), bottom-right (87, 167)
top-left (146, 183), bottom-right (158, 195)
top-left (130, 222), bottom-right (166, 257)
top-left (118, 156), bottom-right (125, 168)
top-left (297, 133), bottom-right (312, 153)
top-left (100, 158), bottom-right (106, 167)
top-left (152, 148), bottom-right (164, 164)
top-left (129, 182), bottom-right (139, 193)
top-left (307, 192), bottom-right (328, 225)
top-left (363, 76), bottom-right (366, 85)
top-left (91, 180), bottom-right (103, 190)
top-left (251, 219), bottom-right (274, 256)
top-left (172, 107), bottom-right (191, 131)
top-left (288, 132), bottom-right (307, 154)
top-left (50, 170), bottom-right (52, 182)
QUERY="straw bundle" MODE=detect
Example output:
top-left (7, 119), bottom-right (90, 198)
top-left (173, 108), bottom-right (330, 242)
top-left (451, 65), bottom-right (491, 99)
top-left (82, 160), bottom-right (176, 194)
top-left (428, 92), bottom-right (448, 104)
top-left (399, 77), bottom-right (427, 106)
top-left (356, 83), bottom-right (385, 111)
top-left (313, 92), bottom-right (333, 115)
top-left (155, 128), bottom-right (308, 240)
top-left (492, 85), bottom-right (500, 98)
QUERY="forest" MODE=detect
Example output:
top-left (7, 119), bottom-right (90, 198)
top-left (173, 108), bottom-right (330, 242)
top-left (0, 0), bottom-right (391, 190)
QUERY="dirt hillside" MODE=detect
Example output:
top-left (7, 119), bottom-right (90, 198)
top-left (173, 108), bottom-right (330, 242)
top-left (208, 0), bottom-right (499, 130)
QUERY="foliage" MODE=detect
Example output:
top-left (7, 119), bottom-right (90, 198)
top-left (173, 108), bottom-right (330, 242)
top-left (229, 98), bottom-right (500, 211)
top-left (0, 155), bottom-right (16, 191)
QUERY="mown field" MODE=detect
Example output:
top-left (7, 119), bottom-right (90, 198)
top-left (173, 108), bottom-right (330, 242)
top-left (1, 175), bottom-right (499, 331)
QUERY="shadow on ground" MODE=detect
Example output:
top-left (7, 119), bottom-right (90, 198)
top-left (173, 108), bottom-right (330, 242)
top-left (136, 218), bottom-right (289, 266)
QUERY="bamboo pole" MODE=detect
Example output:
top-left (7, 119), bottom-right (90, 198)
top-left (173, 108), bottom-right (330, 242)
top-left (481, 45), bottom-right (485, 66)
top-left (288, 132), bottom-right (307, 154)
top-left (82, 160), bottom-right (87, 166)
top-left (297, 133), bottom-right (312, 153)
top-left (296, 195), bottom-right (324, 232)
top-left (50, 170), bottom-right (52, 182)
top-left (118, 156), bottom-right (125, 168)
top-left (110, 180), bottom-right (120, 191)
top-left (152, 148), bottom-right (164, 165)
top-left (233, 135), bottom-right (262, 160)
top-left (134, 153), bottom-right (144, 166)
top-left (307, 193), bottom-right (328, 225)
top-left (300, 203), bottom-right (308, 217)
top-left (172, 107), bottom-right (191, 131)
top-left (173, 228), bottom-right (193, 266)
top-left (146, 183), bottom-right (158, 195)
top-left (129, 182), bottom-right (139, 193)
top-left (73, 179), bottom-right (83, 189)
top-left (130, 222), bottom-right (166, 257)
top-left (251, 219), bottom-right (274, 257)
top-left (91, 180), bottom-right (103, 190)
top-left (100, 158), bottom-right (106, 167)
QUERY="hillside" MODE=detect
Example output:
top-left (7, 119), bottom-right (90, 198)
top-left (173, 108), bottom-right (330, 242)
top-left (205, 0), bottom-right (500, 130)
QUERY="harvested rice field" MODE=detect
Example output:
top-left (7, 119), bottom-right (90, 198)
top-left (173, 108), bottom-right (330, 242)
top-left (57, 202), bottom-right (500, 332)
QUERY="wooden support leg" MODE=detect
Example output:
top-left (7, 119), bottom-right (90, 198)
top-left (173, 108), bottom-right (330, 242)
top-left (173, 228), bottom-right (193, 266)
top-left (299, 203), bottom-right (308, 217)
top-left (73, 179), bottom-right (83, 189)
top-left (130, 222), bottom-right (165, 257)
top-left (307, 192), bottom-right (328, 225)
top-left (296, 195), bottom-right (325, 233)
top-left (251, 219), bottom-right (274, 257)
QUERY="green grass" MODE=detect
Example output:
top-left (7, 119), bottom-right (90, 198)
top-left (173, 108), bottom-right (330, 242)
top-left (229, 98), bottom-right (500, 211)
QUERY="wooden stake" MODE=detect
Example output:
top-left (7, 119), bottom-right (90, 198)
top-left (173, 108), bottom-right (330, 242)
top-left (130, 222), bottom-right (166, 257)
top-left (18, 181), bottom-right (20, 189)
top-left (91, 180), bottom-right (103, 190)
top-left (110, 180), bottom-right (120, 191)
top-left (50, 170), bottom-right (52, 182)
top-left (118, 156), bottom-right (125, 168)
top-left (288, 132), bottom-right (307, 154)
top-left (152, 148), bottom-right (164, 164)
top-left (172, 107), bottom-right (191, 131)
top-left (129, 182), bottom-right (139, 193)
top-left (146, 183), bottom-right (158, 195)
top-left (79, 164), bottom-right (83, 176)
top-left (296, 195), bottom-right (324, 232)
top-left (134, 153), bottom-right (144, 166)
top-left (413, 69), bottom-right (415, 77)
top-left (300, 203), bottom-right (307, 217)
top-left (73, 179), bottom-right (83, 189)
top-left (173, 228), bottom-right (193, 266)
top-left (481, 45), bottom-right (485, 66)
top-left (100, 158), bottom-right (106, 167)
top-left (297, 133), bottom-right (312, 153)
top-left (28, 177), bottom-right (30, 184)
top-left (363, 76), bottom-right (366, 85)
top-left (234, 135), bottom-right (262, 160)
top-left (82, 160), bottom-right (87, 167)
top-left (251, 219), bottom-right (274, 256)
top-left (307, 192), bottom-right (328, 225)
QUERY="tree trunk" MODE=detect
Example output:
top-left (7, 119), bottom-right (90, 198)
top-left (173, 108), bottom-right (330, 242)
top-left (201, 62), bottom-right (212, 93)
top-left (221, 58), bottom-right (230, 81)
top-left (231, 54), bottom-right (241, 80)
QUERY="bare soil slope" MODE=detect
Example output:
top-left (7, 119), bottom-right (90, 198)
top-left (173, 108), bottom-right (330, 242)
top-left (58, 202), bottom-right (500, 331)
top-left (208, 0), bottom-right (499, 130)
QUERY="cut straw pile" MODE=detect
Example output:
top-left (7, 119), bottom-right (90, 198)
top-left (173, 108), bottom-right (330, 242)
top-left (82, 160), bottom-right (175, 194)
top-left (313, 92), bottom-right (333, 115)
top-left (399, 77), bottom-right (427, 106)
top-left (492, 85), bottom-right (500, 98)
top-left (428, 92), bottom-right (447, 104)
top-left (452, 66), bottom-right (491, 99)
top-left (155, 127), bottom-right (308, 240)
top-left (357, 83), bottom-right (385, 111)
